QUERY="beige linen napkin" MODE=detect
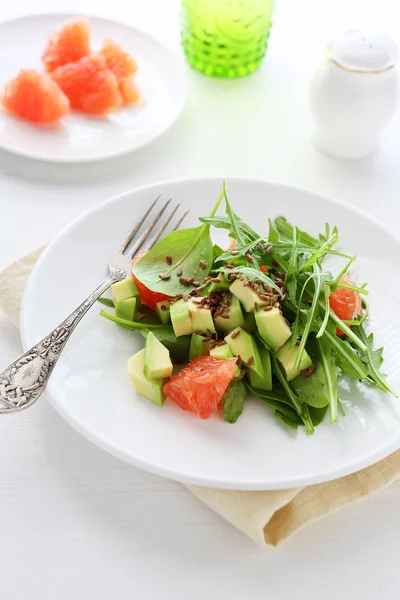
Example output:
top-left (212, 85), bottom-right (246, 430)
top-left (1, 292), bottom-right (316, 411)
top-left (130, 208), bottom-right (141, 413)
top-left (1, 249), bottom-right (400, 547)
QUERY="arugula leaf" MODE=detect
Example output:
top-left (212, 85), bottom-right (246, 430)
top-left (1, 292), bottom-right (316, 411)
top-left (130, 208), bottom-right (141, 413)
top-left (133, 189), bottom-right (224, 296)
top-left (316, 337), bottom-right (339, 423)
top-left (285, 227), bottom-right (299, 302)
top-left (268, 218), bottom-right (280, 243)
top-left (222, 380), bottom-right (247, 423)
top-left (271, 354), bottom-right (314, 434)
top-left (299, 232), bottom-right (339, 272)
top-left (274, 216), bottom-right (319, 247)
top-left (99, 310), bottom-right (190, 360)
top-left (323, 328), bottom-right (368, 380)
top-left (353, 326), bottom-right (397, 396)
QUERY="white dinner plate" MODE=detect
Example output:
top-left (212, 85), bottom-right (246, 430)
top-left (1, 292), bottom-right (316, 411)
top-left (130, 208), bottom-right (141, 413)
top-left (21, 178), bottom-right (400, 490)
top-left (0, 14), bottom-right (186, 162)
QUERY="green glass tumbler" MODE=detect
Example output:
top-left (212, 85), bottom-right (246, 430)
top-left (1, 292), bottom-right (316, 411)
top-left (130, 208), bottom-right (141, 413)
top-left (181, 0), bottom-right (275, 78)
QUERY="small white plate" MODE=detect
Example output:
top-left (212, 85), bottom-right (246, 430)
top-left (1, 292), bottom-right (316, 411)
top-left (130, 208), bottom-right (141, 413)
top-left (0, 14), bottom-right (186, 162)
top-left (21, 179), bottom-right (400, 490)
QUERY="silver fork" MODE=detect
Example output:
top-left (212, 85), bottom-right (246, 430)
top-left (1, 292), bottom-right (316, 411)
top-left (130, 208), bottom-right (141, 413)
top-left (0, 196), bottom-right (188, 415)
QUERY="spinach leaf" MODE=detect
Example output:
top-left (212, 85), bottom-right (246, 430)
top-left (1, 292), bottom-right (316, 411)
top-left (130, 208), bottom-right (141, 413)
top-left (275, 411), bottom-right (299, 429)
top-left (308, 405), bottom-right (328, 427)
top-left (100, 310), bottom-right (190, 360)
top-left (247, 384), bottom-right (302, 423)
top-left (222, 380), bottom-right (247, 423)
top-left (133, 189), bottom-right (224, 296)
top-left (97, 297), bottom-right (114, 307)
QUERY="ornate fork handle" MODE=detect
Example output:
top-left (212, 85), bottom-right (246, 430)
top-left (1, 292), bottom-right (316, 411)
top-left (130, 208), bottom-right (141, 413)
top-left (0, 269), bottom-right (125, 414)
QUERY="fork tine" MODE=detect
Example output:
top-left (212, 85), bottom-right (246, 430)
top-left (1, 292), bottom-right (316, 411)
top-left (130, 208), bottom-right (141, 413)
top-left (146, 202), bottom-right (180, 250)
top-left (173, 209), bottom-right (190, 231)
top-left (121, 194), bottom-right (161, 254)
top-left (128, 198), bottom-right (172, 258)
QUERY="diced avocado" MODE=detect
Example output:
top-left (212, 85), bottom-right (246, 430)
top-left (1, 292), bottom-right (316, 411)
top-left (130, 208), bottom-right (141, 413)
top-left (209, 273), bottom-right (230, 292)
top-left (111, 278), bottom-right (139, 304)
top-left (247, 345), bottom-right (272, 391)
top-left (210, 343), bottom-right (240, 375)
top-left (291, 362), bottom-right (336, 408)
top-left (255, 306), bottom-right (291, 352)
top-left (170, 299), bottom-right (193, 337)
top-left (230, 278), bottom-right (266, 313)
top-left (188, 298), bottom-right (216, 334)
top-left (144, 332), bottom-right (173, 379)
top-left (243, 311), bottom-right (256, 333)
top-left (277, 339), bottom-right (312, 381)
top-left (127, 349), bottom-right (165, 406)
top-left (225, 327), bottom-right (264, 378)
top-left (115, 297), bottom-right (137, 321)
top-left (214, 294), bottom-right (244, 332)
top-left (189, 333), bottom-right (212, 360)
top-left (210, 343), bottom-right (234, 360)
top-left (155, 300), bottom-right (171, 325)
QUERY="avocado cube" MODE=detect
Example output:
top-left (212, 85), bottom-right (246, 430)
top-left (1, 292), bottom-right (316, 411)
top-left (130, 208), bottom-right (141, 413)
top-left (127, 349), bottom-right (165, 406)
top-left (214, 295), bottom-right (244, 332)
top-left (170, 299), bottom-right (193, 337)
top-left (210, 343), bottom-right (234, 360)
top-left (111, 278), bottom-right (139, 304)
top-left (155, 300), bottom-right (171, 325)
top-left (225, 327), bottom-right (264, 378)
top-left (209, 273), bottom-right (230, 292)
top-left (247, 345), bottom-right (272, 391)
top-left (277, 338), bottom-right (312, 381)
top-left (189, 333), bottom-right (212, 360)
top-left (144, 332), bottom-right (173, 380)
top-left (230, 278), bottom-right (267, 313)
top-left (188, 298), bottom-right (215, 334)
top-left (115, 297), bottom-right (137, 322)
top-left (255, 306), bottom-right (291, 352)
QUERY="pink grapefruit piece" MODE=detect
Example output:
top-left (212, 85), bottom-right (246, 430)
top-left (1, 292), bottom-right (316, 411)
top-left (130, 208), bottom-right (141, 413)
top-left (42, 17), bottom-right (91, 73)
top-left (1, 69), bottom-right (70, 124)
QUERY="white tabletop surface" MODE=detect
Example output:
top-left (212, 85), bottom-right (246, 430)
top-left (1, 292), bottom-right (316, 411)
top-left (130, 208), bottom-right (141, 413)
top-left (1, 0), bottom-right (400, 598)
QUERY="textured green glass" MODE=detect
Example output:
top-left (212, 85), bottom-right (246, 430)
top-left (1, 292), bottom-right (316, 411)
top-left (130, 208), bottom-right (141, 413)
top-left (181, 0), bottom-right (275, 78)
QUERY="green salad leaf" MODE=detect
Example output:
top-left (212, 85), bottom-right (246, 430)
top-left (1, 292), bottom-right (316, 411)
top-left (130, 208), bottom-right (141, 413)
top-left (222, 380), bottom-right (247, 423)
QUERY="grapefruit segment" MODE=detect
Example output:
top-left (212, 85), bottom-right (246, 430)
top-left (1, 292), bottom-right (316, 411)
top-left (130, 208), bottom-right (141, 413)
top-left (51, 55), bottom-right (122, 115)
top-left (98, 38), bottom-right (139, 105)
top-left (329, 274), bottom-right (362, 336)
top-left (42, 17), bottom-right (91, 72)
top-left (163, 355), bottom-right (238, 419)
top-left (1, 69), bottom-right (70, 124)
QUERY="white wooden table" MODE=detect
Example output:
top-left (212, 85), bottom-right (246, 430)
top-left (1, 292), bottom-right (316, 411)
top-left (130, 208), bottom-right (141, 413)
top-left (1, 1), bottom-right (400, 597)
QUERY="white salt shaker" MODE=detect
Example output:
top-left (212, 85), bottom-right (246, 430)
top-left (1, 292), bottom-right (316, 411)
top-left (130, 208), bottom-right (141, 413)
top-left (310, 30), bottom-right (398, 158)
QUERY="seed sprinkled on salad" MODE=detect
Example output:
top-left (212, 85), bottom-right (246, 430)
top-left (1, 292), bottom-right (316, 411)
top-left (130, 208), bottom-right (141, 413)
top-left (165, 256), bottom-right (172, 265)
top-left (199, 260), bottom-right (207, 269)
top-left (159, 273), bottom-right (171, 280)
top-left (176, 268), bottom-right (183, 277)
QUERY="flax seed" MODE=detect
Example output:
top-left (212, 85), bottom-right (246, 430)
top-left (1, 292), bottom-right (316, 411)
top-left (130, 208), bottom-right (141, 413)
top-left (284, 318), bottom-right (291, 327)
top-left (246, 254), bottom-right (254, 263)
top-left (166, 256), bottom-right (172, 265)
top-left (176, 268), bottom-right (183, 277)
top-left (194, 329), bottom-right (203, 335)
top-left (272, 259), bottom-right (279, 267)
top-left (209, 342), bottom-right (217, 350)
top-left (258, 243), bottom-right (264, 253)
top-left (192, 281), bottom-right (200, 287)
top-left (266, 246), bottom-right (273, 254)
top-left (309, 364), bottom-right (316, 375)
top-left (159, 273), bottom-right (171, 280)
top-left (231, 330), bottom-right (240, 339)
top-left (254, 302), bottom-right (259, 312)
top-left (264, 306), bottom-right (273, 312)
top-left (230, 250), bottom-right (240, 255)
top-left (247, 356), bottom-right (255, 366)
top-left (199, 260), bottom-right (207, 270)
top-left (248, 248), bottom-right (253, 255)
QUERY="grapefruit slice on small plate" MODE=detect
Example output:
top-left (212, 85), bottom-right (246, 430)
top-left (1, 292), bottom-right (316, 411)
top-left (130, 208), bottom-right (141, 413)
top-left (20, 178), bottom-right (400, 490)
top-left (0, 14), bottom-right (186, 162)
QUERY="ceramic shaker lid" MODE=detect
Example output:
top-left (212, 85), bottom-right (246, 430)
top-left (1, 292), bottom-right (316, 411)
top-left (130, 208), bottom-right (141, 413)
top-left (328, 30), bottom-right (397, 73)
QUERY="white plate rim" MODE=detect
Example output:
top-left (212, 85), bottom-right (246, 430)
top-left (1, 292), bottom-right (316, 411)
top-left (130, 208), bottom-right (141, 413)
top-left (20, 177), bottom-right (400, 490)
top-left (0, 12), bottom-right (187, 163)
